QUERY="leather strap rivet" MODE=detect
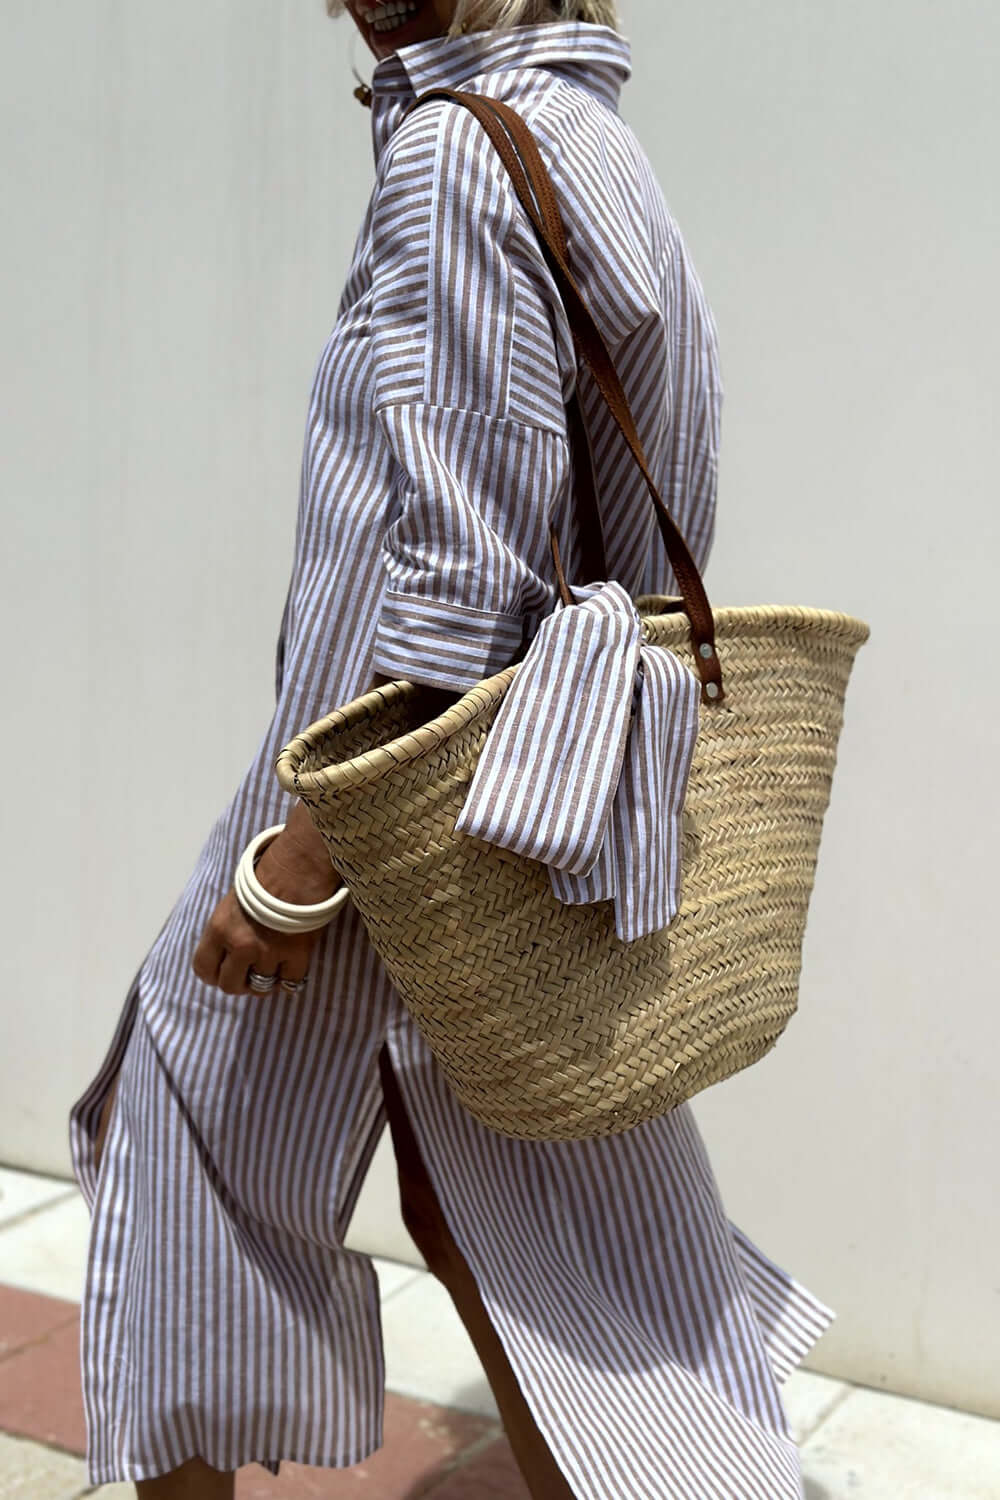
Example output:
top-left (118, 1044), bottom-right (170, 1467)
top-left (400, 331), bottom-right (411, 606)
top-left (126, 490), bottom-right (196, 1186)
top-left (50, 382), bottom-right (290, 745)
top-left (698, 643), bottom-right (715, 659)
top-left (705, 681), bottom-right (721, 700)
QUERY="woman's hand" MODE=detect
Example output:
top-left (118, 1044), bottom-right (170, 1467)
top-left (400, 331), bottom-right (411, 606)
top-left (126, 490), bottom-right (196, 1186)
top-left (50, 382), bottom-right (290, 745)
top-left (192, 800), bottom-right (342, 996)
top-left (192, 672), bottom-right (452, 997)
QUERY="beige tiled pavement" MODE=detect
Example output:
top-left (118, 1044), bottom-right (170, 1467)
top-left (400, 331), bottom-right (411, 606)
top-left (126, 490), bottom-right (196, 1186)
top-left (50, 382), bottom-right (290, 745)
top-left (0, 1193), bottom-right (92, 1305)
top-left (0, 1432), bottom-right (90, 1500)
top-left (0, 1173), bottom-right (76, 1232)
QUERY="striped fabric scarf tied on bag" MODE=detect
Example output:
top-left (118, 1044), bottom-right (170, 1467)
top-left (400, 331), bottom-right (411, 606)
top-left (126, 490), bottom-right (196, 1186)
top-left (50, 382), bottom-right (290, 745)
top-left (454, 580), bottom-right (701, 941)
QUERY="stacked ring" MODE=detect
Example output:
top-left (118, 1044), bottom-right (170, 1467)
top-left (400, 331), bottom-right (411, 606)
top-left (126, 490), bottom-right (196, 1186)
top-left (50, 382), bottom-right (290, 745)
top-left (247, 966), bottom-right (278, 993)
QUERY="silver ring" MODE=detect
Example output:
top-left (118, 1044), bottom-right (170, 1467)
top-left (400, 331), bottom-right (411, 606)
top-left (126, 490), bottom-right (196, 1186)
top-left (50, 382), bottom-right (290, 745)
top-left (279, 977), bottom-right (307, 994)
top-left (247, 967), bottom-right (277, 993)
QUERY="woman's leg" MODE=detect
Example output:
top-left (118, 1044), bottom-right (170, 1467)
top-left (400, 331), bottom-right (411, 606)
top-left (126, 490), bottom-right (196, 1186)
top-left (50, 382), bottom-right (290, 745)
top-left (134, 1458), bottom-right (234, 1499)
top-left (377, 1044), bottom-right (577, 1500)
top-left (380, 1024), bottom-right (832, 1500)
top-left (92, 1076), bottom-right (118, 1174)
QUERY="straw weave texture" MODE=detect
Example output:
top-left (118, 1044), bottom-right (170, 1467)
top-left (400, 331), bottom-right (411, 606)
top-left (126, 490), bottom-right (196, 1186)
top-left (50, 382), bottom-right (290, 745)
top-left (275, 600), bottom-right (869, 1140)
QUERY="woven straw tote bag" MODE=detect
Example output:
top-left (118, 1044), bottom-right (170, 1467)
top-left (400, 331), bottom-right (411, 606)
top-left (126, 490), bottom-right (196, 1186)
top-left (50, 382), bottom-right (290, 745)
top-left (275, 89), bottom-right (870, 1141)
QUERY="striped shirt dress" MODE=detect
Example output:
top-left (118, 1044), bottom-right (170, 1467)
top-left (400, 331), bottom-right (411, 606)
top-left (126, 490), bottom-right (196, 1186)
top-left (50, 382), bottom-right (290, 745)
top-left (69, 20), bottom-right (835, 1498)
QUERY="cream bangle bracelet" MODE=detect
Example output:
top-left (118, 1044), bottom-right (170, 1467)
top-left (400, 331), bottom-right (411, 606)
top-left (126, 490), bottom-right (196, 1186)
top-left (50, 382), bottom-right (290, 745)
top-left (234, 836), bottom-right (350, 933)
top-left (234, 824), bottom-right (351, 934)
top-left (233, 861), bottom-right (333, 934)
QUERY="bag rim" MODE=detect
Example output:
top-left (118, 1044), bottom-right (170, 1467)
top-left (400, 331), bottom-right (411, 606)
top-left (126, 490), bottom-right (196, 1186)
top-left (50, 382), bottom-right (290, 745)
top-left (275, 603), bottom-right (870, 802)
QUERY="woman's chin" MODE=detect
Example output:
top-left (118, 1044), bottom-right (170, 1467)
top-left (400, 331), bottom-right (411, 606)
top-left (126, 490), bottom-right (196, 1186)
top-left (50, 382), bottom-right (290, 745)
top-left (366, 4), bottom-right (441, 59)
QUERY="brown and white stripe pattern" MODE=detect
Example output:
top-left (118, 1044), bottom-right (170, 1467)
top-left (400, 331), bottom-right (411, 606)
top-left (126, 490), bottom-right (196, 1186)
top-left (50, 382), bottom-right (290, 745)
top-left (69, 20), bottom-right (832, 1494)
top-left (455, 579), bottom-right (702, 939)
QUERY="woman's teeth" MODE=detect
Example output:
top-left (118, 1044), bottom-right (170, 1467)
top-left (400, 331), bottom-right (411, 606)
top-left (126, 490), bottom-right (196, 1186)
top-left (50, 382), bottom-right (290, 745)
top-left (368, 1), bottom-right (420, 33)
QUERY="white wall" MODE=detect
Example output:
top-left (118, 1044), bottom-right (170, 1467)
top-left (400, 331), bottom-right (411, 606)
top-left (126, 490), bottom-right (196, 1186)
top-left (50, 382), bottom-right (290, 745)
top-left (2, 0), bottom-right (997, 1418)
top-left (1, 0), bottom-right (370, 1157)
top-left (623, 0), bottom-right (1000, 1419)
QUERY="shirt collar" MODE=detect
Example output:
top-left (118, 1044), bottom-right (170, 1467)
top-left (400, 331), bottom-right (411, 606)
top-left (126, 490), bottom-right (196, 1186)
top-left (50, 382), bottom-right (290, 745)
top-left (368, 19), bottom-right (632, 113)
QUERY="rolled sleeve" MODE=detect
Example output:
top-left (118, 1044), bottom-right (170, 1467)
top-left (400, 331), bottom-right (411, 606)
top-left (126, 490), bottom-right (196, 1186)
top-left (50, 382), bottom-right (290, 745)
top-left (370, 401), bottom-right (570, 690)
top-left (368, 97), bottom-right (571, 693)
top-left (374, 593), bottom-right (524, 689)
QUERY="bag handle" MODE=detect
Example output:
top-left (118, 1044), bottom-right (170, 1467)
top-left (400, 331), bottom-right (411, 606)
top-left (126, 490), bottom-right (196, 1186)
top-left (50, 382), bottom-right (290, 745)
top-left (405, 87), bottom-right (724, 703)
top-left (404, 94), bottom-right (612, 608)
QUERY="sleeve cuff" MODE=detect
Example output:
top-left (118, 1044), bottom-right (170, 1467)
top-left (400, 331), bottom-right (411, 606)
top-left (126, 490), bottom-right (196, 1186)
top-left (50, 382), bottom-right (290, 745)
top-left (372, 590), bottom-right (524, 693)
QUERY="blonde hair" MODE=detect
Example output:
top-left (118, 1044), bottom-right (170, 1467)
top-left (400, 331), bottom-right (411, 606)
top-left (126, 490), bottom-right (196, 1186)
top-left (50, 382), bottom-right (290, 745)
top-left (325, 1), bottom-right (622, 37)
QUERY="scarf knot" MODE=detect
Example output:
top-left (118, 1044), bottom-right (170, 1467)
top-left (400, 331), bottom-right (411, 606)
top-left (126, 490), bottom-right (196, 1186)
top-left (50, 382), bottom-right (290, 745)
top-left (455, 581), bottom-right (700, 941)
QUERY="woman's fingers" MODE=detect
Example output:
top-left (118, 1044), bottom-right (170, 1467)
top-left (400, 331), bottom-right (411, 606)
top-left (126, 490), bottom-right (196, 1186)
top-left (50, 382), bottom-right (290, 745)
top-left (275, 938), bottom-right (313, 986)
top-left (191, 911), bottom-right (227, 987)
top-left (193, 888), bottom-right (320, 996)
top-left (194, 890), bottom-right (268, 994)
top-left (217, 939), bottom-right (267, 995)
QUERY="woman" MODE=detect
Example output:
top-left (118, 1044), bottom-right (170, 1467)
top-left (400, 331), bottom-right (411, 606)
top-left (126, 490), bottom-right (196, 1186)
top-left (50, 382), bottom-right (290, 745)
top-left (69, 2), bottom-right (834, 1496)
